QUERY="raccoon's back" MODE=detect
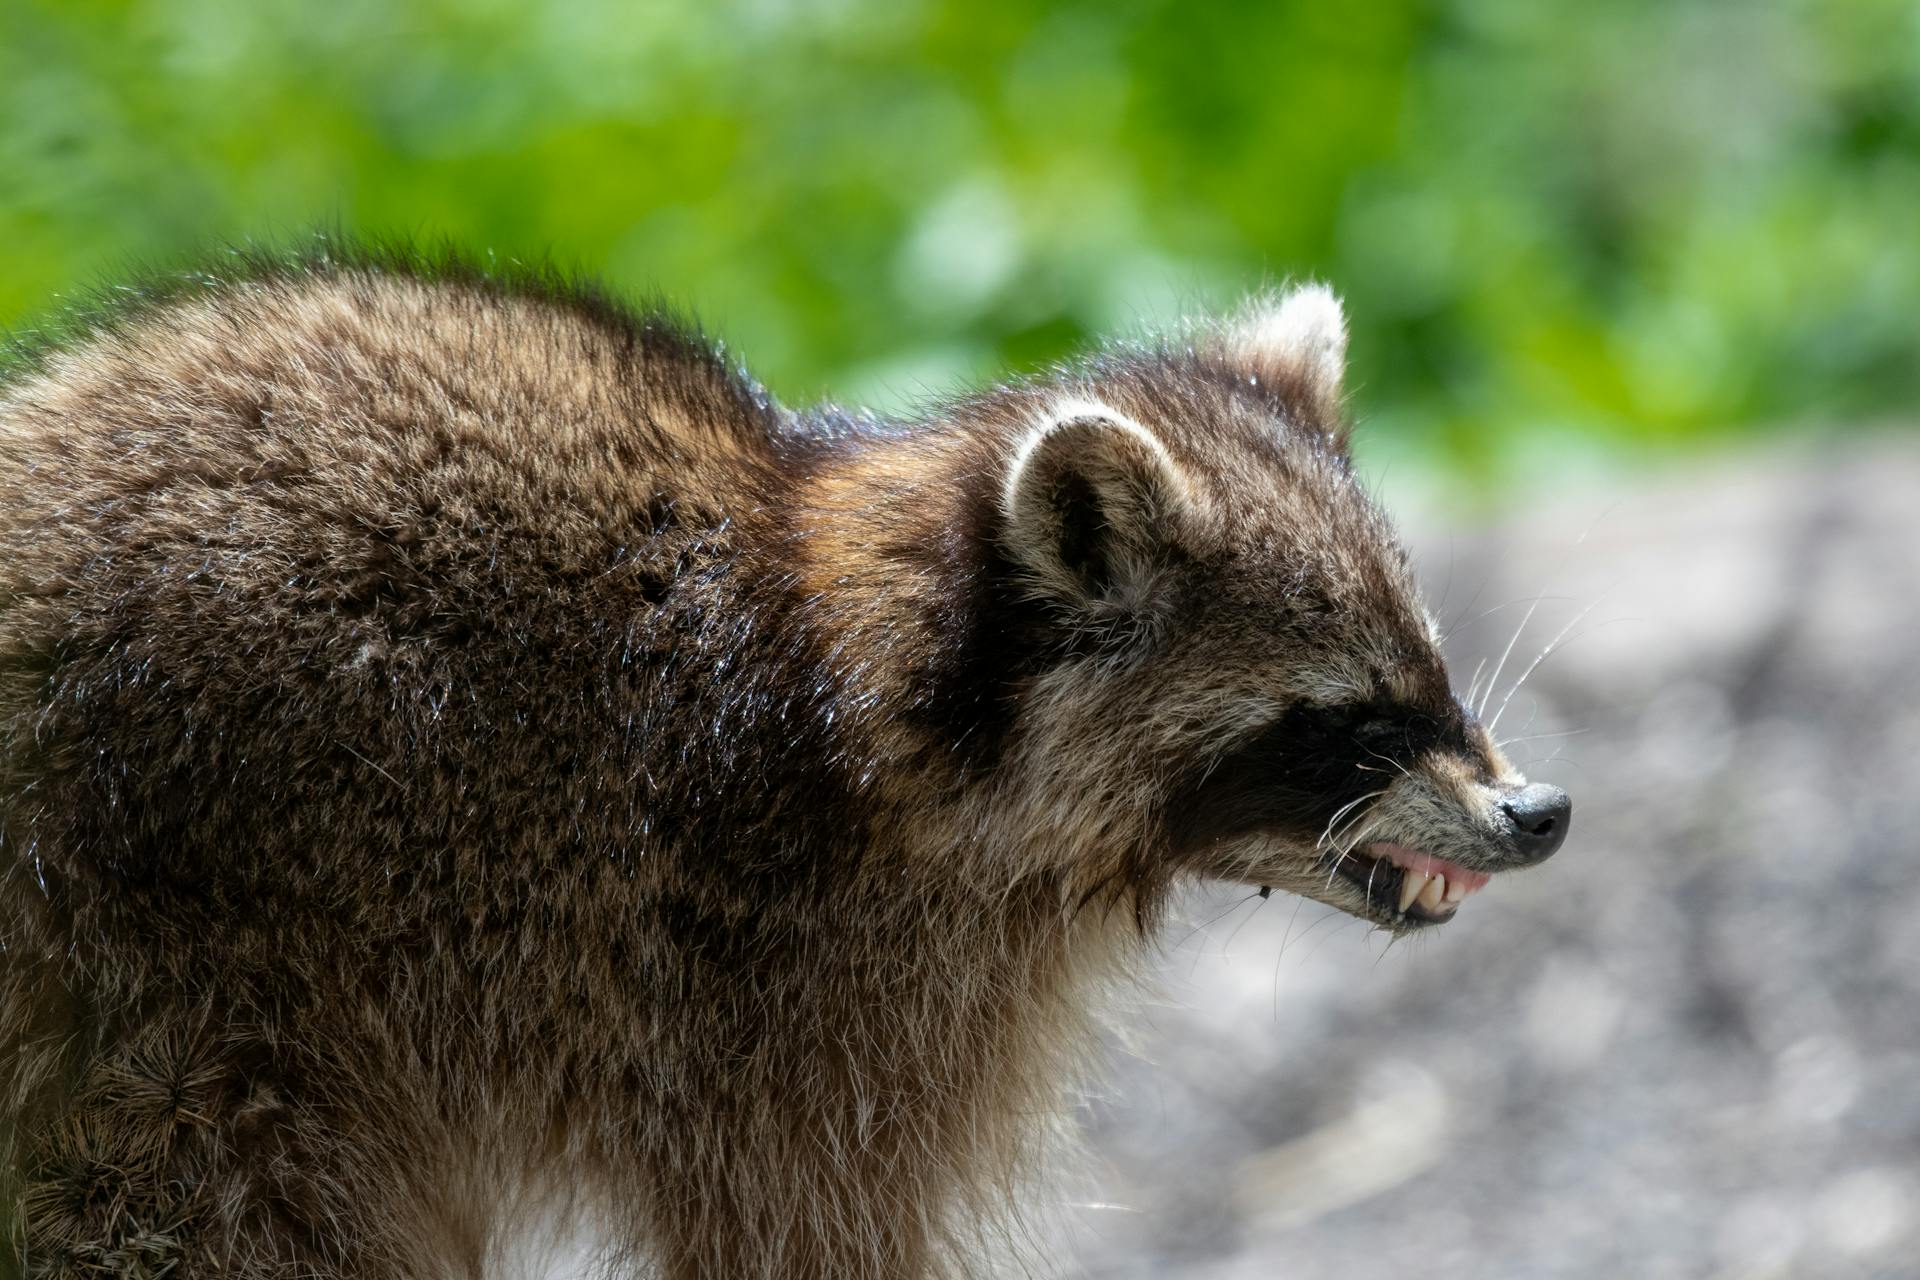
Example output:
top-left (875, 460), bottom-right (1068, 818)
top-left (0, 269), bottom-right (783, 956)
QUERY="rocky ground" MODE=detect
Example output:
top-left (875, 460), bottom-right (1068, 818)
top-left (1066, 437), bottom-right (1920, 1280)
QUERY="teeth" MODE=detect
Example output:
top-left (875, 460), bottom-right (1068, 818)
top-left (1368, 841), bottom-right (1495, 917)
top-left (1397, 870), bottom-right (1428, 913)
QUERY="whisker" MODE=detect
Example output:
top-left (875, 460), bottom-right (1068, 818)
top-left (1473, 508), bottom-right (1619, 723)
top-left (1477, 592), bottom-right (1552, 720)
top-left (1487, 597), bottom-right (1607, 737)
top-left (1322, 798), bottom-right (1386, 858)
top-left (1464, 657), bottom-right (1488, 712)
top-left (1273, 892), bottom-right (1310, 1021)
top-left (1315, 789), bottom-right (1388, 853)
top-left (1323, 838), bottom-right (1363, 894)
top-left (1513, 749), bottom-right (1588, 774)
top-left (1283, 907), bottom-right (1350, 975)
top-left (1173, 889), bottom-right (1265, 956)
top-left (1328, 814), bottom-right (1375, 862)
top-left (1324, 808), bottom-right (1388, 894)
top-left (1496, 727), bottom-right (1592, 749)
top-left (1361, 748), bottom-right (1414, 777)
top-left (1220, 889), bottom-right (1270, 953)
top-left (1444, 594), bottom-right (1565, 651)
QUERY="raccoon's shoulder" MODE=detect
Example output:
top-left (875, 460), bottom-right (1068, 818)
top-left (0, 245), bottom-right (787, 528)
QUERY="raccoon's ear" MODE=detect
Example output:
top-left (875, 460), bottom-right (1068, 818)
top-left (1000, 402), bottom-right (1194, 615)
top-left (1222, 283), bottom-right (1349, 439)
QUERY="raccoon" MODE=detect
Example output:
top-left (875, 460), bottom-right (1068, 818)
top-left (0, 249), bottom-right (1568, 1279)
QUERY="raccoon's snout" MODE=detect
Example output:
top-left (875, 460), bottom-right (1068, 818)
top-left (1496, 782), bottom-right (1571, 865)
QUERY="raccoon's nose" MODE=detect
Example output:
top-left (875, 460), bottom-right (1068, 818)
top-left (1499, 783), bottom-right (1570, 865)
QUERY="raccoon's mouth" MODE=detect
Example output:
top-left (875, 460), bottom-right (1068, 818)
top-left (1325, 841), bottom-right (1492, 928)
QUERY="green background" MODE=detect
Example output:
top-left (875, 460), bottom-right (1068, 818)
top-left (3, 0), bottom-right (1917, 495)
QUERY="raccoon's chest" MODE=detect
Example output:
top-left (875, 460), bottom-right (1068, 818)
top-left (481, 1183), bottom-right (636, 1280)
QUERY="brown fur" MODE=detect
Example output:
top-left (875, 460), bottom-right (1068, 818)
top-left (0, 253), bottom-right (1546, 1278)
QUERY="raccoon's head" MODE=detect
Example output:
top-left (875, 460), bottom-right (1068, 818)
top-left (990, 285), bottom-right (1568, 932)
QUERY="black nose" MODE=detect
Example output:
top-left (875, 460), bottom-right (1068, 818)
top-left (1499, 783), bottom-right (1571, 865)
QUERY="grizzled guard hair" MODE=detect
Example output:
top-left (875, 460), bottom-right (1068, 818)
top-left (0, 243), bottom-right (1566, 1279)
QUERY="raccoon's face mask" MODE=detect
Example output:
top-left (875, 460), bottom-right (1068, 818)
top-left (1159, 685), bottom-right (1570, 932)
top-left (995, 287), bottom-right (1569, 932)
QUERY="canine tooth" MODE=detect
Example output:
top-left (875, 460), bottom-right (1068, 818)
top-left (1397, 871), bottom-right (1427, 913)
top-left (1445, 877), bottom-right (1469, 903)
top-left (1418, 874), bottom-right (1446, 912)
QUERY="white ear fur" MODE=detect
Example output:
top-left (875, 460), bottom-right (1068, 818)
top-left (1227, 282), bottom-right (1349, 420)
top-left (1000, 399), bottom-right (1191, 612)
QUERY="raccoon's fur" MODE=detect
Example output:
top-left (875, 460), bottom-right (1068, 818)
top-left (0, 249), bottom-right (1568, 1279)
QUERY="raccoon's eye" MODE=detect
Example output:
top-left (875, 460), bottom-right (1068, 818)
top-left (1353, 716), bottom-right (1405, 749)
top-left (1304, 700), bottom-right (1404, 748)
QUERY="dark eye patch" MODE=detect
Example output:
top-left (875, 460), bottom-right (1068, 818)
top-left (1163, 697), bottom-right (1471, 858)
top-left (1303, 698), bottom-right (1412, 761)
top-left (1353, 712), bottom-right (1420, 759)
top-left (1304, 701), bottom-right (1366, 734)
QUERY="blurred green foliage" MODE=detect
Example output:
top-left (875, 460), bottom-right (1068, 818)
top-left (2, 0), bottom-right (1916, 488)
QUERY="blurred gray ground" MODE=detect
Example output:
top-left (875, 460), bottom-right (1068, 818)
top-left (1066, 437), bottom-right (1920, 1280)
